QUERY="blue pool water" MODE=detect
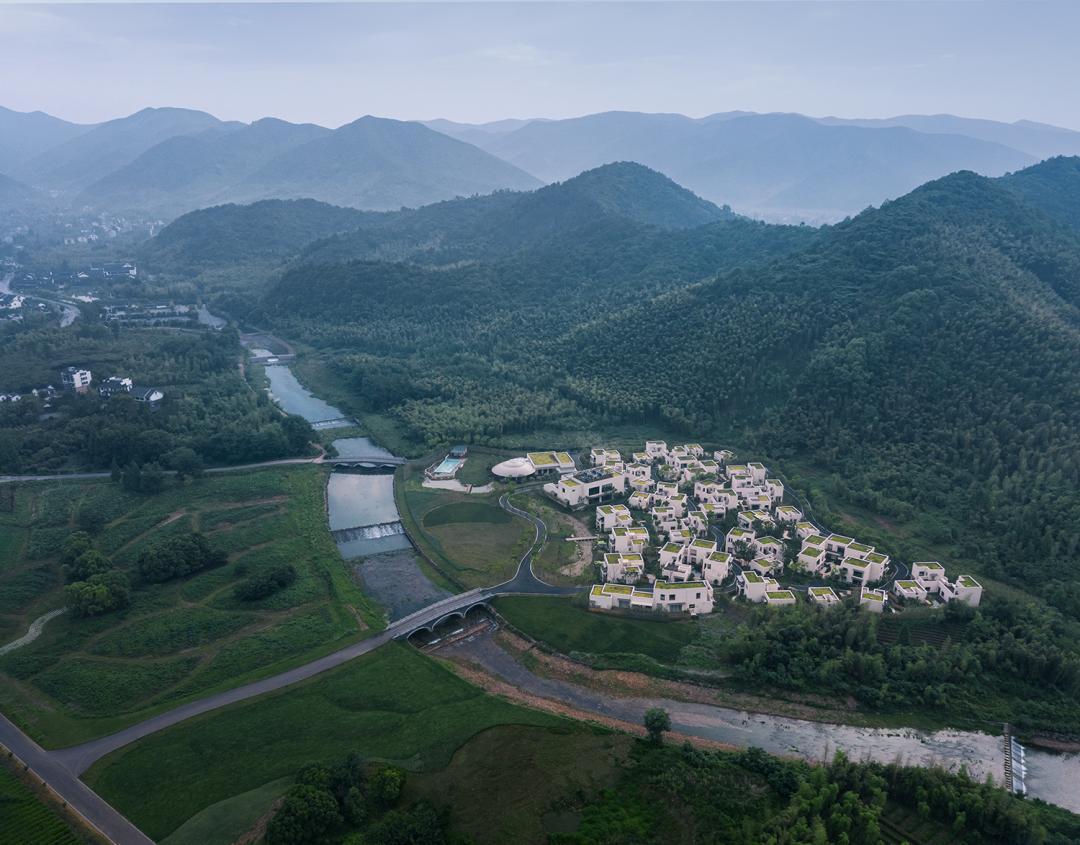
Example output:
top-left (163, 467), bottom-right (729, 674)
top-left (434, 458), bottom-right (461, 474)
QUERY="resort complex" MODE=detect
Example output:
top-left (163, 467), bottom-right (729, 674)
top-left (487, 439), bottom-right (984, 616)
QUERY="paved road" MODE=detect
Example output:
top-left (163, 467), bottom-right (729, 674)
top-left (0, 715), bottom-right (155, 845)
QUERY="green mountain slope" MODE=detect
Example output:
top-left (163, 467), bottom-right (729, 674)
top-left (11, 107), bottom-right (241, 192)
top-left (262, 169), bottom-right (1080, 616)
top-left (216, 116), bottom-right (543, 211)
top-left (141, 199), bottom-right (382, 275)
top-left (77, 118), bottom-right (331, 217)
top-left (297, 161), bottom-right (737, 265)
top-left (999, 155), bottom-right (1080, 231)
top-left (0, 105), bottom-right (95, 175)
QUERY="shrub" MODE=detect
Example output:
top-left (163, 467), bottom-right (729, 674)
top-left (65, 570), bottom-right (131, 617)
top-left (137, 532), bottom-right (226, 583)
top-left (234, 564), bottom-right (298, 601)
top-left (61, 549), bottom-right (111, 584)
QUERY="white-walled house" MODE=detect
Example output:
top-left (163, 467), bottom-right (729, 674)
top-left (796, 545), bottom-right (826, 574)
top-left (596, 504), bottom-right (632, 533)
top-left (738, 509), bottom-right (774, 530)
top-left (735, 571), bottom-right (779, 603)
top-left (766, 589), bottom-right (796, 606)
top-left (892, 580), bottom-right (927, 602)
top-left (702, 551), bottom-right (732, 584)
top-left (590, 447), bottom-right (621, 466)
top-left (714, 449), bottom-right (735, 465)
top-left (645, 441), bottom-right (667, 461)
top-left (765, 479), bottom-right (785, 503)
top-left (754, 535), bottom-right (784, 562)
top-left (655, 580), bottom-right (713, 613)
top-left (685, 538), bottom-right (717, 567)
top-left (654, 481), bottom-right (679, 501)
top-left (809, 586), bottom-right (840, 606)
top-left (628, 491), bottom-right (652, 510)
top-left (603, 553), bottom-right (645, 584)
top-left (747, 556), bottom-right (780, 576)
top-left (860, 588), bottom-right (887, 612)
top-left (610, 525), bottom-right (650, 554)
top-left (659, 542), bottom-right (687, 569)
top-left (726, 527), bottom-right (756, 554)
top-left (775, 505), bottom-right (803, 525)
top-left (624, 463), bottom-right (651, 481)
top-left (545, 467), bottom-right (627, 508)
top-left (589, 580), bottom-right (713, 614)
top-left (795, 522), bottom-right (818, 540)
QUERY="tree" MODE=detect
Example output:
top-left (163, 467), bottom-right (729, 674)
top-left (731, 538), bottom-right (755, 565)
top-left (369, 765), bottom-right (406, 810)
top-left (281, 414), bottom-right (315, 454)
top-left (166, 447), bottom-right (204, 480)
top-left (140, 462), bottom-right (166, 494)
top-left (62, 549), bottom-right (111, 584)
top-left (60, 532), bottom-right (93, 569)
top-left (121, 461), bottom-right (142, 492)
top-left (265, 784), bottom-right (342, 845)
top-left (644, 707), bottom-right (671, 745)
top-left (110, 458), bottom-right (122, 483)
top-left (65, 570), bottom-right (130, 617)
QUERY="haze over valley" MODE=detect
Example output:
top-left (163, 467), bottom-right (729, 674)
top-left (3, 3), bottom-right (1080, 844)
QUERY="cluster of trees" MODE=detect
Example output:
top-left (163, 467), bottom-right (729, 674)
top-left (0, 323), bottom-right (316, 474)
top-left (136, 533), bottom-right (226, 584)
top-left (255, 166), bottom-right (1080, 619)
top-left (705, 597), bottom-right (1080, 730)
top-left (557, 729), bottom-right (1060, 845)
top-left (265, 752), bottom-right (474, 845)
top-left (59, 531), bottom-right (130, 617)
top-left (234, 563), bottom-right (296, 601)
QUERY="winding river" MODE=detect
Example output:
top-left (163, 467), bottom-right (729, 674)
top-left (259, 353), bottom-right (1080, 810)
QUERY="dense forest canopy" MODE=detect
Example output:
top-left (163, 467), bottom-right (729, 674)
top-left (252, 163), bottom-right (1080, 620)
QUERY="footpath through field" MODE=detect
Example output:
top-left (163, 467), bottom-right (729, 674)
top-left (0, 481), bottom-right (579, 843)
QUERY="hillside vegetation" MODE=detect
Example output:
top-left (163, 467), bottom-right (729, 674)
top-left (251, 162), bottom-right (1080, 624)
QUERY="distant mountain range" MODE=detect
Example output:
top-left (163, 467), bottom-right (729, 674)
top-left (3, 105), bottom-right (1080, 222)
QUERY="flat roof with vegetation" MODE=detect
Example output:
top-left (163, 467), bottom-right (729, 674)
top-left (656, 580), bottom-right (706, 590)
top-left (768, 591), bottom-right (795, 600)
top-left (867, 553), bottom-right (887, 563)
top-left (802, 548), bottom-right (823, 557)
top-left (830, 535), bottom-right (855, 545)
top-left (743, 572), bottom-right (764, 583)
top-left (862, 591), bottom-right (884, 601)
top-left (849, 543), bottom-right (872, 553)
top-left (557, 452), bottom-right (573, 464)
top-left (896, 581), bottom-right (919, 589)
top-left (959, 576), bottom-right (980, 588)
top-left (811, 588), bottom-right (836, 596)
top-left (603, 584), bottom-right (634, 595)
top-left (528, 452), bottom-right (558, 466)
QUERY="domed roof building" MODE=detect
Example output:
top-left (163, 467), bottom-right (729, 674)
top-left (491, 457), bottom-right (537, 479)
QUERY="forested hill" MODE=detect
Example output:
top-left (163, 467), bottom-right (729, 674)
top-left (262, 169), bottom-right (1080, 616)
top-left (297, 161), bottom-right (738, 265)
top-left (999, 155), bottom-right (1080, 231)
top-left (140, 199), bottom-right (387, 276)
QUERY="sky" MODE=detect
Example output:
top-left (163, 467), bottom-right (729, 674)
top-left (1, 1), bottom-right (1078, 131)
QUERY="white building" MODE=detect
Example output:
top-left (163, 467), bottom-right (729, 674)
top-left (60, 367), bottom-right (91, 392)
top-left (545, 466), bottom-right (627, 508)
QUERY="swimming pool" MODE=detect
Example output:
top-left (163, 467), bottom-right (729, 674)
top-left (434, 458), bottom-right (461, 475)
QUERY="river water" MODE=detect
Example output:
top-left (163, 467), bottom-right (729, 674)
top-left (263, 364), bottom-right (349, 426)
top-left (256, 356), bottom-right (1080, 809)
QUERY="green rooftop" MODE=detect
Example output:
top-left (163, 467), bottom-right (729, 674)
top-left (767, 591), bottom-right (794, 600)
top-left (604, 584), bottom-right (633, 595)
top-left (744, 572), bottom-right (764, 583)
top-left (529, 452), bottom-right (558, 466)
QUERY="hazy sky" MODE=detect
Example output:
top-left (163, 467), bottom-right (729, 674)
top-left (1, 2), bottom-right (1077, 130)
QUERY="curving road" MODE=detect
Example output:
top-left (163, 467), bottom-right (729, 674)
top-left (0, 479), bottom-right (582, 844)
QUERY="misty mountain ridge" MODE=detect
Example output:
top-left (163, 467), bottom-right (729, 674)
top-left (5, 103), bottom-right (1080, 223)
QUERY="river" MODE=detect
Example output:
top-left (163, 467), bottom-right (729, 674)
top-left (255, 352), bottom-right (1080, 807)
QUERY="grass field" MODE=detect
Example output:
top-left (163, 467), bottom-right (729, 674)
top-left (83, 643), bottom-right (565, 842)
top-left (405, 723), bottom-right (633, 845)
top-left (160, 775), bottom-right (293, 845)
top-left (492, 596), bottom-right (695, 663)
top-left (0, 466), bottom-right (383, 749)
top-left (400, 480), bottom-right (535, 590)
top-left (0, 763), bottom-right (85, 845)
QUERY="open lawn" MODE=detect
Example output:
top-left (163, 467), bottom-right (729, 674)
top-left (492, 596), bottom-right (695, 664)
top-left (0, 466), bottom-right (382, 748)
top-left (405, 723), bottom-right (633, 845)
top-left (160, 775), bottom-right (293, 845)
top-left (400, 481), bottom-right (534, 590)
top-left (83, 643), bottom-right (565, 842)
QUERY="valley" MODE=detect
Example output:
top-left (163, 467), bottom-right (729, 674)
top-left (3, 121), bottom-right (1080, 845)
